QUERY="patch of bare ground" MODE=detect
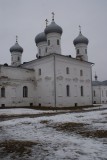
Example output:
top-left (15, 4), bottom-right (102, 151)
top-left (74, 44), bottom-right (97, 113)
top-left (0, 140), bottom-right (40, 159)
top-left (40, 120), bottom-right (50, 124)
top-left (51, 122), bottom-right (107, 138)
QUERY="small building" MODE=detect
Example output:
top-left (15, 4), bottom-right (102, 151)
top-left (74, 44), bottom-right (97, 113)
top-left (92, 74), bottom-right (107, 104)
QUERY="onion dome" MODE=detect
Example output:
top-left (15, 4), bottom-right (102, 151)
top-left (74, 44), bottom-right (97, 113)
top-left (73, 30), bottom-right (89, 46)
top-left (44, 21), bottom-right (63, 35)
top-left (35, 32), bottom-right (47, 44)
top-left (10, 36), bottom-right (23, 53)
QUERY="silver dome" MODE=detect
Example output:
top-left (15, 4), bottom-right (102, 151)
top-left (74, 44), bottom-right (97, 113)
top-left (10, 42), bottom-right (23, 53)
top-left (35, 32), bottom-right (47, 44)
top-left (73, 32), bottom-right (89, 45)
top-left (44, 21), bottom-right (63, 35)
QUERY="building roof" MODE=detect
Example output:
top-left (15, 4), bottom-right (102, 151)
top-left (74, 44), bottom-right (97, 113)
top-left (92, 80), bottom-right (107, 86)
top-left (35, 32), bottom-right (47, 44)
top-left (73, 31), bottom-right (89, 46)
top-left (10, 41), bottom-right (23, 53)
top-left (44, 21), bottom-right (63, 35)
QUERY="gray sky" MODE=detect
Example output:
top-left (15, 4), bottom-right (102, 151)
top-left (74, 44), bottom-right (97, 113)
top-left (0, 0), bottom-right (107, 80)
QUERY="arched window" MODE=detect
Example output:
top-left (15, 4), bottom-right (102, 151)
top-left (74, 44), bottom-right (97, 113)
top-left (66, 85), bottom-right (70, 97)
top-left (66, 67), bottom-right (69, 74)
top-left (80, 86), bottom-right (83, 96)
top-left (85, 49), bottom-right (87, 54)
top-left (1, 87), bottom-right (5, 97)
top-left (57, 39), bottom-right (60, 45)
top-left (38, 68), bottom-right (41, 75)
top-left (18, 57), bottom-right (20, 61)
top-left (80, 70), bottom-right (83, 76)
top-left (48, 40), bottom-right (50, 46)
top-left (77, 49), bottom-right (79, 54)
top-left (23, 86), bottom-right (28, 98)
top-left (45, 47), bottom-right (47, 53)
top-left (93, 90), bottom-right (96, 97)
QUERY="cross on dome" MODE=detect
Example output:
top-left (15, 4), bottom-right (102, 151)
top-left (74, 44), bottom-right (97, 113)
top-left (79, 25), bottom-right (81, 33)
top-left (45, 19), bottom-right (48, 27)
top-left (16, 35), bottom-right (18, 43)
top-left (52, 12), bottom-right (55, 21)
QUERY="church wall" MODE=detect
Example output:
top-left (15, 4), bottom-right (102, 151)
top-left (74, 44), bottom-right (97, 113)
top-left (55, 56), bottom-right (92, 107)
top-left (0, 66), bottom-right (36, 107)
top-left (22, 56), bottom-right (55, 107)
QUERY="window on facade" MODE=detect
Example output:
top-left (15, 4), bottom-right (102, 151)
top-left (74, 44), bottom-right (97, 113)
top-left (38, 68), bottom-right (41, 75)
top-left (80, 86), bottom-right (83, 96)
top-left (85, 49), bottom-right (87, 54)
top-left (45, 47), bottom-right (47, 53)
top-left (48, 40), bottom-right (50, 46)
top-left (93, 90), bottom-right (96, 97)
top-left (39, 49), bottom-right (41, 54)
top-left (1, 87), bottom-right (5, 97)
top-left (66, 85), bottom-right (70, 97)
top-left (80, 70), bottom-right (83, 76)
top-left (77, 49), bottom-right (79, 54)
top-left (18, 57), bottom-right (20, 61)
top-left (102, 90), bottom-right (103, 97)
top-left (23, 86), bottom-right (28, 98)
top-left (66, 67), bottom-right (69, 74)
top-left (57, 39), bottom-right (60, 45)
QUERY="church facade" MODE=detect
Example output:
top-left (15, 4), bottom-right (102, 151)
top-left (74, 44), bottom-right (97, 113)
top-left (0, 15), bottom-right (93, 107)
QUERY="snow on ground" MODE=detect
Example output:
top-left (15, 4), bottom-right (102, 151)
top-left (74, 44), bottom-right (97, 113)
top-left (0, 108), bottom-right (55, 115)
top-left (0, 105), bottom-right (107, 160)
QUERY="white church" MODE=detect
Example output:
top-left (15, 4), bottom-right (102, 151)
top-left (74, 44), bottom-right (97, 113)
top-left (0, 14), bottom-right (93, 108)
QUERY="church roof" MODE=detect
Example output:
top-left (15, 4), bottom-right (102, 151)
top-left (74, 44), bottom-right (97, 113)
top-left (92, 80), bottom-right (107, 86)
top-left (73, 31), bottom-right (89, 45)
top-left (44, 21), bottom-right (63, 35)
top-left (35, 32), bottom-right (47, 44)
top-left (10, 36), bottom-right (23, 53)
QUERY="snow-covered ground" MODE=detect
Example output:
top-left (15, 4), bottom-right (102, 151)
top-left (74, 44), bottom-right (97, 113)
top-left (0, 105), bottom-right (107, 160)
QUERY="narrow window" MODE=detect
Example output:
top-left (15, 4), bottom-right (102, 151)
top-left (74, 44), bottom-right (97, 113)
top-left (77, 49), bottom-right (79, 54)
top-left (39, 49), bottom-right (41, 55)
top-left (102, 90), bottom-right (103, 97)
top-left (18, 57), bottom-right (20, 61)
top-left (48, 40), bottom-right (50, 46)
top-left (66, 67), bottom-right (69, 74)
top-left (1, 87), bottom-right (5, 97)
top-left (94, 90), bottom-right (95, 97)
top-left (66, 85), bottom-right (70, 97)
top-left (38, 68), bottom-right (41, 75)
top-left (81, 86), bottom-right (83, 96)
top-left (106, 90), bottom-right (107, 97)
top-left (57, 39), bottom-right (60, 45)
top-left (23, 86), bottom-right (28, 98)
top-left (80, 70), bottom-right (83, 76)
top-left (85, 49), bottom-right (87, 54)
top-left (45, 47), bottom-right (47, 53)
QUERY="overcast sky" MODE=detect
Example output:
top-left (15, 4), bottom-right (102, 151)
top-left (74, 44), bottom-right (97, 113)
top-left (0, 0), bottom-right (107, 80)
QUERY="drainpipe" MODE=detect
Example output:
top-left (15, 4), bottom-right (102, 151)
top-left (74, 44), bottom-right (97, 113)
top-left (91, 64), bottom-right (94, 105)
top-left (53, 54), bottom-right (56, 108)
